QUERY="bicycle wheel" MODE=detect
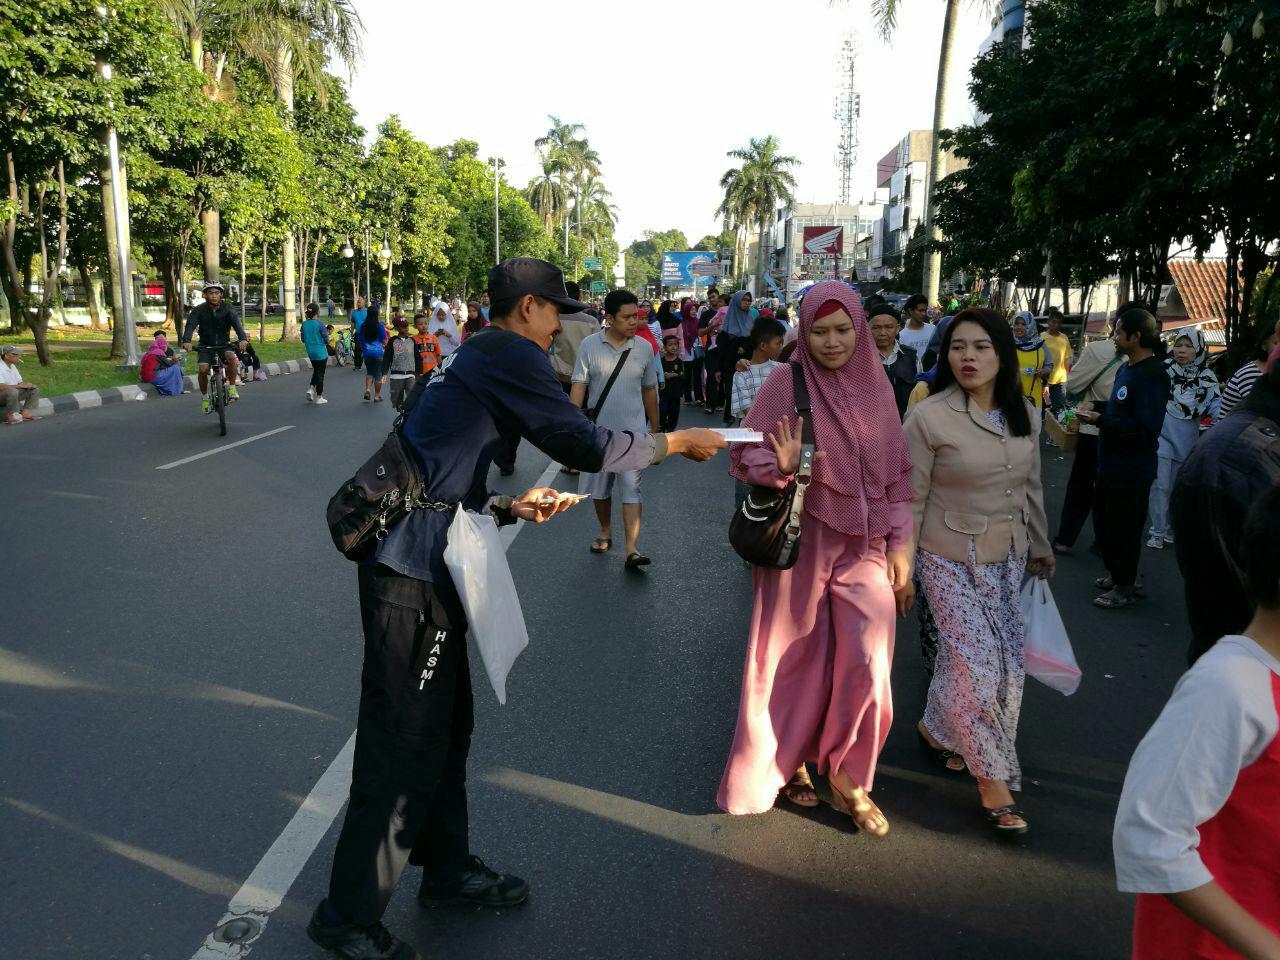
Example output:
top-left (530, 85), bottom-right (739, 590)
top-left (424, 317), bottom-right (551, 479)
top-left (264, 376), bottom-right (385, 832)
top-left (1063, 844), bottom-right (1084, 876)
top-left (214, 367), bottom-right (227, 436)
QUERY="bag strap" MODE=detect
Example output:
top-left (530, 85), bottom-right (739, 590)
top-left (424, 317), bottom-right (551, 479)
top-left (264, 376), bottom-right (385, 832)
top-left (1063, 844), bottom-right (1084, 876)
top-left (787, 362), bottom-right (817, 539)
top-left (586, 347), bottom-right (632, 421)
top-left (1072, 355), bottom-right (1121, 400)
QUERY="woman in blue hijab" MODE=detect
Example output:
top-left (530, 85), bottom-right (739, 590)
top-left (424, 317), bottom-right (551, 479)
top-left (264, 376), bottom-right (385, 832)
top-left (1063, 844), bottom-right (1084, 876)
top-left (718, 290), bottom-right (756, 423)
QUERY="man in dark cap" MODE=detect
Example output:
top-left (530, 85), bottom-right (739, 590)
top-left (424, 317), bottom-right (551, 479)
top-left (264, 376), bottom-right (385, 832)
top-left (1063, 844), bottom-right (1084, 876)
top-left (308, 258), bottom-right (726, 960)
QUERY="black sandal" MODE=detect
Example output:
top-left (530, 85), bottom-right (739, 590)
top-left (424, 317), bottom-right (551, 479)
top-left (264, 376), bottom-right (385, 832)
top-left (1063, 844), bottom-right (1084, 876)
top-left (1093, 576), bottom-right (1147, 598)
top-left (590, 538), bottom-right (611, 554)
top-left (624, 552), bottom-right (651, 569)
top-left (1094, 591), bottom-right (1135, 610)
top-left (983, 803), bottom-right (1029, 836)
top-left (916, 729), bottom-right (966, 773)
top-left (779, 769), bottom-right (820, 808)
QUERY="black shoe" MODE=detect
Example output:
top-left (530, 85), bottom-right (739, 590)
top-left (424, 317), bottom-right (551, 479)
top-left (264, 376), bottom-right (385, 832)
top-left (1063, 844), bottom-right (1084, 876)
top-left (418, 855), bottom-right (529, 909)
top-left (307, 903), bottom-right (417, 959)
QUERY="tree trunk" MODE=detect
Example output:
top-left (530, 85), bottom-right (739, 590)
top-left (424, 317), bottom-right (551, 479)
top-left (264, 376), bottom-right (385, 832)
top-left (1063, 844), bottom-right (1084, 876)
top-left (239, 241), bottom-right (249, 338)
top-left (99, 142), bottom-right (133, 360)
top-left (2, 152), bottom-right (27, 329)
top-left (200, 207), bottom-right (220, 282)
top-left (78, 261), bottom-right (102, 330)
top-left (754, 215), bottom-right (767, 294)
top-left (260, 240), bottom-right (268, 343)
top-left (274, 46), bottom-right (298, 340)
top-left (310, 229), bottom-right (323, 304)
top-left (922, 0), bottom-right (961, 305)
top-left (158, 253), bottom-right (183, 331)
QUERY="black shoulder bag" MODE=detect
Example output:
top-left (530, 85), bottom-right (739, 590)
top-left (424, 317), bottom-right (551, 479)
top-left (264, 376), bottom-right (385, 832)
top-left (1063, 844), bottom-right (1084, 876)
top-left (584, 348), bottom-right (632, 422)
top-left (325, 375), bottom-right (454, 561)
top-left (728, 363), bottom-right (816, 570)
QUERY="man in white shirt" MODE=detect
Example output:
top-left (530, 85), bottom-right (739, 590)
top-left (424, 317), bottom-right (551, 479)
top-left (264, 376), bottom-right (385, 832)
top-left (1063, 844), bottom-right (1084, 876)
top-left (0, 344), bottom-right (39, 424)
top-left (897, 293), bottom-right (936, 372)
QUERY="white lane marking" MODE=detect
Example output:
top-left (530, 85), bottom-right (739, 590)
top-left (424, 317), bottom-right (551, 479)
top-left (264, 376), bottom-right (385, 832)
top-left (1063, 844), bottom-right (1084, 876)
top-left (156, 426), bottom-right (295, 471)
top-left (188, 455), bottom-right (556, 957)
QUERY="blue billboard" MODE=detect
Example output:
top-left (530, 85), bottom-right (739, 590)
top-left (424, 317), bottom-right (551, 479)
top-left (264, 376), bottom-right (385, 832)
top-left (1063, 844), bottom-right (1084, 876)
top-left (661, 251), bottom-right (722, 286)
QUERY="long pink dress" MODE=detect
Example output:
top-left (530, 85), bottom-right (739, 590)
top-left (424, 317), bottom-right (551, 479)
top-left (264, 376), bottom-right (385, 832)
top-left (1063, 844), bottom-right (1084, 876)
top-left (716, 445), bottom-right (911, 815)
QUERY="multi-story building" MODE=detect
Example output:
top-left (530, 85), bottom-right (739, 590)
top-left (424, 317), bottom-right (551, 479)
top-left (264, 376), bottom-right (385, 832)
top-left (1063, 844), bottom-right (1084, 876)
top-left (867, 130), bottom-right (967, 283)
top-left (770, 199), bottom-right (886, 299)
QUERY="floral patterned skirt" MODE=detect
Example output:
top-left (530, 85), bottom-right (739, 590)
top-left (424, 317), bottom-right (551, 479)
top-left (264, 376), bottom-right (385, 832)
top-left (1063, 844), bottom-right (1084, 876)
top-left (917, 544), bottom-right (1025, 788)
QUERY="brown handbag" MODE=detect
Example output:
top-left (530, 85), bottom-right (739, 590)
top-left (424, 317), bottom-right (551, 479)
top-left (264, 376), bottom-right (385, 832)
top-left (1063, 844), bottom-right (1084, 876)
top-left (728, 363), bottom-right (816, 570)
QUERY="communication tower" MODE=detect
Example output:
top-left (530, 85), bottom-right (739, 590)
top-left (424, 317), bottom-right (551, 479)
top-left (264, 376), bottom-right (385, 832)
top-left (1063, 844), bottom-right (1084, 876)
top-left (834, 35), bottom-right (861, 205)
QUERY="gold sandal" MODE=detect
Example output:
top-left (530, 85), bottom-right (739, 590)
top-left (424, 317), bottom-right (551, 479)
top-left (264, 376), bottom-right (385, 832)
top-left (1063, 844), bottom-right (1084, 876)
top-left (828, 772), bottom-right (890, 837)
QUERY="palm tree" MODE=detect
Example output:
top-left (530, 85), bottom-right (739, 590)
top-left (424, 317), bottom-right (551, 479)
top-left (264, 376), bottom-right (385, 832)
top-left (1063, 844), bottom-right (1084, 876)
top-left (525, 158), bottom-right (567, 236)
top-left (853, 0), bottom-right (1000, 303)
top-left (578, 176), bottom-right (618, 254)
top-left (535, 115), bottom-right (601, 255)
top-left (720, 136), bottom-right (799, 292)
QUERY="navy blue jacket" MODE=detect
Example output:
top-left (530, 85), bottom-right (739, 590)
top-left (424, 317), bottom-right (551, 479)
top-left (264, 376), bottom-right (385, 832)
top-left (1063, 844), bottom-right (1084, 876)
top-left (371, 327), bottom-right (659, 589)
top-left (1097, 355), bottom-right (1170, 484)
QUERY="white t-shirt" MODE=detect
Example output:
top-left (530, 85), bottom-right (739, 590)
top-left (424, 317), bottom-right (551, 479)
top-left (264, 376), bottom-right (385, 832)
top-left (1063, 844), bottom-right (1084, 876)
top-left (1113, 635), bottom-right (1280, 894)
top-left (898, 323), bottom-right (936, 372)
top-left (0, 360), bottom-right (23, 385)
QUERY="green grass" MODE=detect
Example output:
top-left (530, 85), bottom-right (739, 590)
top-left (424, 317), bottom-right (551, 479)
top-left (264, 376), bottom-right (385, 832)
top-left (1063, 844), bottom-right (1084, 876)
top-left (12, 338), bottom-right (309, 398)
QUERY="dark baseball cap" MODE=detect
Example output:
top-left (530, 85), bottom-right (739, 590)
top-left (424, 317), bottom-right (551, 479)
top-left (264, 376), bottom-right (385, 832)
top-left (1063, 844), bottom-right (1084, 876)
top-left (487, 258), bottom-right (588, 314)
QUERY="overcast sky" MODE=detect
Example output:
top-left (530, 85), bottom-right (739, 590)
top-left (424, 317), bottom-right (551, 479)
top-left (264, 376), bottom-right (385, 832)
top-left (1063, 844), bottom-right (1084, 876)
top-left (344, 0), bottom-right (995, 248)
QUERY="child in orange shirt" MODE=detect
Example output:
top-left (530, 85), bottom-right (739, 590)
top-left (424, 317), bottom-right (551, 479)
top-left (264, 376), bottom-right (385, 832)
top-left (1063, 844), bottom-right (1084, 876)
top-left (412, 314), bottom-right (442, 375)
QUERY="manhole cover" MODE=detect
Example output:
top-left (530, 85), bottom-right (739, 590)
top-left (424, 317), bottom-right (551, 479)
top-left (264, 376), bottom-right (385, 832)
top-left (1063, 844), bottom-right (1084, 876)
top-left (213, 916), bottom-right (262, 943)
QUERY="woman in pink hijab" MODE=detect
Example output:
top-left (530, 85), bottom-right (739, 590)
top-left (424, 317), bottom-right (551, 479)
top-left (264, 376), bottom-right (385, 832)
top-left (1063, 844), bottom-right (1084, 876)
top-left (717, 281), bottom-right (914, 836)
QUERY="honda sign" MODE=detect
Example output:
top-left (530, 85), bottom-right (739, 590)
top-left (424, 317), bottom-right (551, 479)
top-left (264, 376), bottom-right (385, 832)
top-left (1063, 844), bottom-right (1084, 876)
top-left (802, 226), bottom-right (844, 259)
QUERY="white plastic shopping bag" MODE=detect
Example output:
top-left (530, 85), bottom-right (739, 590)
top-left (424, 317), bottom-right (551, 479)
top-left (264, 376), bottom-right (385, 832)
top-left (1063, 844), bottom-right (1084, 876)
top-left (442, 505), bottom-right (529, 704)
top-left (1020, 577), bottom-right (1081, 696)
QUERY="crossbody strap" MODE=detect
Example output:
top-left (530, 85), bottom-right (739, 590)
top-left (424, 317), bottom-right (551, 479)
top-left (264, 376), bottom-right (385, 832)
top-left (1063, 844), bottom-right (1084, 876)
top-left (587, 347), bottom-right (633, 421)
top-left (1075, 355), bottom-right (1121, 399)
top-left (787, 362), bottom-right (816, 538)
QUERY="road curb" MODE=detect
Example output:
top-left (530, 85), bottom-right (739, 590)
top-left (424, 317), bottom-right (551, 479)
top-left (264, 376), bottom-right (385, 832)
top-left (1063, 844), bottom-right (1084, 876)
top-left (28, 357), bottom-right (313, 418)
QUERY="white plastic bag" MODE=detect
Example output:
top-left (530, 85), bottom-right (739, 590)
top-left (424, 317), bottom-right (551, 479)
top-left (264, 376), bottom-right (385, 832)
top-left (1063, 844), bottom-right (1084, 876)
top-left (442, 505), bottom-right (529, 704)
top-left (1020, 577), bottom-right (1081, 696)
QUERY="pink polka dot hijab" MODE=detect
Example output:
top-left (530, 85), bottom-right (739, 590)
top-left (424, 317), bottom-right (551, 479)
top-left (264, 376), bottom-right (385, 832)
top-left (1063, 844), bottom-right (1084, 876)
top-left (731, 281), bottom-right (912, 538)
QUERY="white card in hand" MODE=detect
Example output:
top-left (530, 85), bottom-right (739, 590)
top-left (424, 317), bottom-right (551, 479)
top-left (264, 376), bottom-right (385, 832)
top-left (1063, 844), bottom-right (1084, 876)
top-left (713, 428), bottom-right (764, 443)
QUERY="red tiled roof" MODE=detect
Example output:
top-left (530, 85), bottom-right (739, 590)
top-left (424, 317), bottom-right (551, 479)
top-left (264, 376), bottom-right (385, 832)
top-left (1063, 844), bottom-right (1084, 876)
top-left (1168, 259), bottom-right (1227, 324)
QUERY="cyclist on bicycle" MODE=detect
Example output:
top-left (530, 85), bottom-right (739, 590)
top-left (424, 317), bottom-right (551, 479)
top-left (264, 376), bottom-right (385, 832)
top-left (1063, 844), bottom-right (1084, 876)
top-left (181, 281), bottom-right (249, 413)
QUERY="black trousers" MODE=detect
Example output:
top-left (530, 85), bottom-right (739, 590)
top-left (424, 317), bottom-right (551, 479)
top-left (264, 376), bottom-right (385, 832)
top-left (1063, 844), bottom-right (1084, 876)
top-left (703, 352), bottom-right (721, 408)
top-left (685, 357), bottom-right (704, 403)
top-left (309, 358), bottom-right (328, 396)
top-left (1055, 432), bottom-right (1098, 548)
top-left (494, 437), bottom-right (518, 474)
top-left (659, 392), bottom-right (681, 432)
top-left (1093, 475), bottom-right (1152, 589)
top-left (326, 565), bottom-right (473, 925)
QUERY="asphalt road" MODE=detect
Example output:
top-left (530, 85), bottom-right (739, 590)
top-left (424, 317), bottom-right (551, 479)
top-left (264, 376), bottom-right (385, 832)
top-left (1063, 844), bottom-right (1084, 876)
top-left (0, 365), bottom-right (1192, 960)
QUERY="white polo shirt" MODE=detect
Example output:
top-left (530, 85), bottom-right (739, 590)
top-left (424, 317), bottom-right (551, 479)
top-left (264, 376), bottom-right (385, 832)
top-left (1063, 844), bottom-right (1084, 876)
top-left (0, 359), bottom-right (23, 385)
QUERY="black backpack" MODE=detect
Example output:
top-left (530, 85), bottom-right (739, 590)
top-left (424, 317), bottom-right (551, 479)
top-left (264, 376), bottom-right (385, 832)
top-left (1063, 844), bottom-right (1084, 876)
top-left (325, 376), bottom-right (453, 560)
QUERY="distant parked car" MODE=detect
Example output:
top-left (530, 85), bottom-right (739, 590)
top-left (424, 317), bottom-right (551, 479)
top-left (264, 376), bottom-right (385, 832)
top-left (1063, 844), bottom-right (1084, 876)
top-left (243, 299), bottom-right (279, 315)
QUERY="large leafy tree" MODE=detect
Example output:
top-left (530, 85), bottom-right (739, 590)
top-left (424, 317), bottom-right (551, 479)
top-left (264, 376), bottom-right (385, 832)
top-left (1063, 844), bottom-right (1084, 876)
top-left (625, 229), bottom-right (689, 293)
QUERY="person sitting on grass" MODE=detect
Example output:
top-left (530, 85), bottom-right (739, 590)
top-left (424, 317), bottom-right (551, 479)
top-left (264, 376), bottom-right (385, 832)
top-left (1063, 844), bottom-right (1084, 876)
top-left (140, 332), bottom-right (187, 396)
top-left (1113, 483), bottom-right (1280, 960)
top-left (0, 344), bottom-right (39, 424)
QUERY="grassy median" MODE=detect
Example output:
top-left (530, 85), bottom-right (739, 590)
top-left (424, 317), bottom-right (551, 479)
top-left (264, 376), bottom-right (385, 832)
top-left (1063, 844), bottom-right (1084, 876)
top-left (1, 327), bottom-right (309, 398)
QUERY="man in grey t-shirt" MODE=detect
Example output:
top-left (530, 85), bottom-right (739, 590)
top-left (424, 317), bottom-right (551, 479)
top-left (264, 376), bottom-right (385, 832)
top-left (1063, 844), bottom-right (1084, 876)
top-left (570, 289), bottom-right (659, 569)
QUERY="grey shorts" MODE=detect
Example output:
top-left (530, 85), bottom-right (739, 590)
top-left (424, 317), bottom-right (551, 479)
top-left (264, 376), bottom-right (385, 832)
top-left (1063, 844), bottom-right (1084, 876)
top-left (578, 468), bottom-right (643, 504)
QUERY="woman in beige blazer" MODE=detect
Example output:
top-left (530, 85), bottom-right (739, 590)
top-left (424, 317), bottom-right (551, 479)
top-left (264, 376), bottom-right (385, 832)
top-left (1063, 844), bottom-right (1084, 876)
top-left (902, 308), bottom-right (1055, 837)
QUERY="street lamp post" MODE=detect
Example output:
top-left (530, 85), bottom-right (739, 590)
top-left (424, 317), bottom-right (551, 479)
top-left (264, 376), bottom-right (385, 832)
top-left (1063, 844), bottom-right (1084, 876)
top-left (490, 157), bottom-right (504, 265)
top-left (340, 238), bottom-right (356, 310)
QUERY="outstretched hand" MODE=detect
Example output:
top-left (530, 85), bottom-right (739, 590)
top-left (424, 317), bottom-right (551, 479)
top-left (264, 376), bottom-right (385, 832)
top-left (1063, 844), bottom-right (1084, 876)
top-left (511, 488), bottom-right (584, 523)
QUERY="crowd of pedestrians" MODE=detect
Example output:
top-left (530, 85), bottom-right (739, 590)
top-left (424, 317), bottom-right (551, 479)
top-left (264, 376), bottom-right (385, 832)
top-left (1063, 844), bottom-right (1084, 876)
top-left (134, 259), bottom-right (1280, 960)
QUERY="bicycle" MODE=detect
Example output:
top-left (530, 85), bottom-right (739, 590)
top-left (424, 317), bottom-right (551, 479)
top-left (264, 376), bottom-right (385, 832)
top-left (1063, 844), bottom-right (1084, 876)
top-left (333, 332), bottom-right (352, 367)
top-left (201, 342), bottom-right (235, 437)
